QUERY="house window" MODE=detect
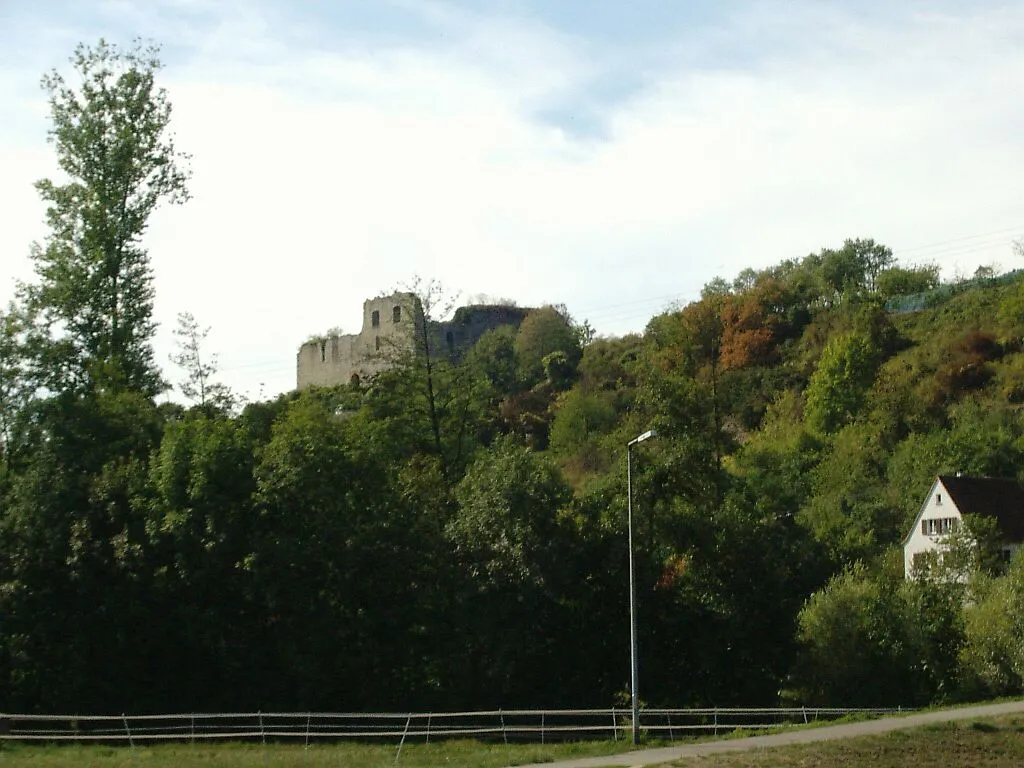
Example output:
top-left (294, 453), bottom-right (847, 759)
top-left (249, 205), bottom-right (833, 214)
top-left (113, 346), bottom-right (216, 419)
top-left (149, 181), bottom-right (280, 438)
top-left (371, 310), bottom-right (380, 328)
top-left (393, 306), bottom-right (402, 323)
top-left (922, 517), bottom-right (959, 536)
top-left (936, 494), bottom-right (942, 505)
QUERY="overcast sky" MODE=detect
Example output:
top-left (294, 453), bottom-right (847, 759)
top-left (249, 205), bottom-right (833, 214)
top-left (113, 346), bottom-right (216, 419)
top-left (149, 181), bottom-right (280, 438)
top-left (2, 0), bottom-right (1023, 401)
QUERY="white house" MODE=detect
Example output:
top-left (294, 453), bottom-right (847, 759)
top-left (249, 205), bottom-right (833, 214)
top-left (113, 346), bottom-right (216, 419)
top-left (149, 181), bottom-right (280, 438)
top-left (903, 475), bottom-right (1024, 579)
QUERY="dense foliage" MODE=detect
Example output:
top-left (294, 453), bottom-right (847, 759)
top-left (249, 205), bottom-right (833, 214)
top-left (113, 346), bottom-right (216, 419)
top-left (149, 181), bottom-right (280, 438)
top-left (3, 39), bottom-right (1024, 715)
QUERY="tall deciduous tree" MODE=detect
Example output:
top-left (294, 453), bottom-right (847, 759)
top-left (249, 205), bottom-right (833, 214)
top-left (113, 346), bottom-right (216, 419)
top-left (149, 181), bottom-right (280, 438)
top-left (0, 38), bottom-right (189, 713)
top-left (0, 303), bottom-right (31, 475)
top-left (406, 277), bottom-right (458, 476)
top-left (371, 276), bottom-right (492, 484)
top-left (25, 38), bottom-right (190, 396)
top-left (170, 311), bottom-right (235, 411)
top-left (445, 436), bottom-right (575, 703)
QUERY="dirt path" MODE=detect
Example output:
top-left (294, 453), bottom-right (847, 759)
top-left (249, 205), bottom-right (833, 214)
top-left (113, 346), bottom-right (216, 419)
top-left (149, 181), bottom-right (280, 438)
top-left (511, 699), bottom-right (1024, 768)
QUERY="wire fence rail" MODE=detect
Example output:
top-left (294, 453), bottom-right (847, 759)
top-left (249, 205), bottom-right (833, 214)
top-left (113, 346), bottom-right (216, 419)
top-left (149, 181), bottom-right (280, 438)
top-left (0, 707), bottom-right (909, 745)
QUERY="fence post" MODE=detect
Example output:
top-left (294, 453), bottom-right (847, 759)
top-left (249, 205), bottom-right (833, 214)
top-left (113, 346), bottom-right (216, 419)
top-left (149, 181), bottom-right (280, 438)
top-left (426, 713), bottom-right (431, 744)
top-left (612, 707), bottom-right (618, 741)
top-left (122, 714), bottom-right (134, 749)
top-left (259, 710), bottom-right (265, 745)
top-left (802, 706), bottom-right (808, 725)
top-left (499, 709), bottom-right (508, 746)
top-left (668, 713), bottom-right (674, 742)
top-left (713, 708), bottom-right (718, 736)
top-left (541, 712), bottom-right (545, 745)
top-left (190, 713), bottom-right (195, 744)
top-left (394, 714), bottom-right (412, 765)
top-left (305, 713), bottom-right (311, 748)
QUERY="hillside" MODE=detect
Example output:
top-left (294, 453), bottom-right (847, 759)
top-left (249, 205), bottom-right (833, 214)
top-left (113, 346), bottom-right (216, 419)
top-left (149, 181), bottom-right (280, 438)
top-left (5, 236), bottom-right (1024, 715)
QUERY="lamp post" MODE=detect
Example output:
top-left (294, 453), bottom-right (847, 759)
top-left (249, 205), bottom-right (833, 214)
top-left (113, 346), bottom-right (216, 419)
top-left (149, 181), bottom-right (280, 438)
top-left (627, 428), bottom-right (656, 746)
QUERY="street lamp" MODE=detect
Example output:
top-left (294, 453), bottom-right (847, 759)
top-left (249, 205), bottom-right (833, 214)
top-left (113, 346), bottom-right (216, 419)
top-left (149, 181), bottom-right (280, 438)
top-left (627, 428), bottom-right (657, 746)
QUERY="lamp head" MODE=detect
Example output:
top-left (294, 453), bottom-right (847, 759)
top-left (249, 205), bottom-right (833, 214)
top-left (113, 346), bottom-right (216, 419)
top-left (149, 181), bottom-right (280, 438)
top-left (629, 429), bottom-right (657, 446)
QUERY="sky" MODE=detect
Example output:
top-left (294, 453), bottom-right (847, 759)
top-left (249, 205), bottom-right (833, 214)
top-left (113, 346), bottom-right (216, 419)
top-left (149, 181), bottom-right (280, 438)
top-left (1, 0), bottom-right (1023, 401)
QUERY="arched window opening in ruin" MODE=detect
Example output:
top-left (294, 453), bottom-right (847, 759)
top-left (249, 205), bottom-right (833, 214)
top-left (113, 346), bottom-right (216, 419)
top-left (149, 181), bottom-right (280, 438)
top-left (371, 310), bottom-right (380, 328)
top-left (446, 331), bottom-right (454, 350)
top-left (393, 305), bottom-right (401, 323)
top-left (319, 341), bottom-right (326, 362)
top-left (375, 335), bottom-right (380, 351)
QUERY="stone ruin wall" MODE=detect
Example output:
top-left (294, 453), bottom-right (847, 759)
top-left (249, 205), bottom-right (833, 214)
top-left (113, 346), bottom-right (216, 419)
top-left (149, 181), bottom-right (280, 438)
top-left (296, 292), bottom-right (531, 390)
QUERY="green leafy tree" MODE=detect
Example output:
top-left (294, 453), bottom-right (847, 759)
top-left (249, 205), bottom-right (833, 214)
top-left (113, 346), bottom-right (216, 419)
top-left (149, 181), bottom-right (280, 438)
top-left (23, 38), bottom-right (190, 396)
top-left (641, 490), bottom-right (827, 707)
top-left (641, 300), bottom-right (731, 506)
top-left (701, 276), bottom-right (732, 298)
top-left (549, 388), bottom-right (618, 476)
top-left (249, 395), bottom-right (445, 708)
top-left (514, 305), bottom-right (583, 387)
top-left (0, 303), bottom-right (31, 475)
top-left (449, 436), bottom-right (571, 588)
top-left (169, 311), bottom-right (236, 412)
top-left (875, 264), bottom-right (941, 299)
top-left (804, 331), bottom-right (878, 434)
top-left (0, 38), bottom-right (190, 713)
top-left (0, 389), bottom-right (164, 711)
top-left (792, 564), bottom-right (916, 706)
top-left (445, 436), bottom-right (575, 703)
top-left (959, 553), bottom-right (1024, 698)
top-left (818, 238), bottom-right (894, 298)
top-left (732, 267), bottom-right (758, 293)
top-left (371, 277), bottom-right (496, 484)
top-left (146, 412), bottom-right (258, 707)
top-left (466, 325), bottom-right (518, 396)
top-left (798, 421), bottom-right (898, 564)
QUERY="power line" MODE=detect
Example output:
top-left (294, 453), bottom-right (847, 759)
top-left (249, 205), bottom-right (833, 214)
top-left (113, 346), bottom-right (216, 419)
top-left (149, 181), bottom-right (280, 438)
top-left (894, 225), bottom-right (1023, 257)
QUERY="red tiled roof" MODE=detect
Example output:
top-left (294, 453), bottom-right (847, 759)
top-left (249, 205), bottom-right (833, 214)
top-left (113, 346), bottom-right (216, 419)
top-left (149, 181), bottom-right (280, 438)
top-left (938, 475), bottom-right (1024, 542)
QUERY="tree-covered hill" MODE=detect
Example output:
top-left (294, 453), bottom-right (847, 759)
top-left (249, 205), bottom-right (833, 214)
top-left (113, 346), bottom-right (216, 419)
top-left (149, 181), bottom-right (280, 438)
top-left (3, 39), bottom-right (1024, 715)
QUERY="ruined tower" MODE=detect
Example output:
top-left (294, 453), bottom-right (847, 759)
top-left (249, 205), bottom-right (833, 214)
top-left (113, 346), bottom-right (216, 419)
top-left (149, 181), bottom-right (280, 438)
top-left (296, 292), bottom-right (531, 390)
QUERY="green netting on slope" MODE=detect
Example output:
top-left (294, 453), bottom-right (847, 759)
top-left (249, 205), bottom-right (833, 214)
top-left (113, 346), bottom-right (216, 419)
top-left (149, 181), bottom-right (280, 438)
top-left (885, 270), bottom-right (1024, 314)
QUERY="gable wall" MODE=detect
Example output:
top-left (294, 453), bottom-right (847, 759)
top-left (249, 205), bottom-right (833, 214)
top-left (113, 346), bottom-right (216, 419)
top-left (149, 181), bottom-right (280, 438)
top-left (904, 479), bottom-right (965, 578)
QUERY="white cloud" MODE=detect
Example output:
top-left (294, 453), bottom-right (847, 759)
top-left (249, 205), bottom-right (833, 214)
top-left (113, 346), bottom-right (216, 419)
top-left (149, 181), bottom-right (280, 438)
top-left (2, 1), bottom-right (1023, 400)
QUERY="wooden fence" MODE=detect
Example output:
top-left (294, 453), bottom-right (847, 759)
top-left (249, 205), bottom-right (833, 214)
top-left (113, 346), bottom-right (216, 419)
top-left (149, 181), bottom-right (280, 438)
top-left (0, 706), bottom-right (909, 745)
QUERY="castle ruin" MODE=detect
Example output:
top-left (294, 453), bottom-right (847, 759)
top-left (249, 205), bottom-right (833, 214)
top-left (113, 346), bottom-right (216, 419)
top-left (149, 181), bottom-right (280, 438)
top-left (296, 292), bottom-right (531, 389)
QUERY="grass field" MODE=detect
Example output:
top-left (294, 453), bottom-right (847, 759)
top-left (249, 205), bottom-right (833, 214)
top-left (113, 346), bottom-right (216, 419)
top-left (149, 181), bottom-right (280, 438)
top-left (659, 715), bottom-right (1024, 767)
top-left (0, 737), bottom-right (626, 768)
top-left (2, 715), bottom-right (1023, 767)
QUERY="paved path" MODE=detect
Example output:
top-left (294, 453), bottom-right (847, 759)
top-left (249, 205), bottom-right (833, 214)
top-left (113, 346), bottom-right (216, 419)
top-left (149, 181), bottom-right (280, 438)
top-left (511, 699), bottom-right (1024, 768)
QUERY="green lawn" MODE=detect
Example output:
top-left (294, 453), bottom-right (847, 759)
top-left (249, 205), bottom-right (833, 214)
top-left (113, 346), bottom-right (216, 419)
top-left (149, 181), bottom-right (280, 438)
top-left (0, 737), bottom-right (625, 768)
top-left (657, 715), bottom-right (1024, 767)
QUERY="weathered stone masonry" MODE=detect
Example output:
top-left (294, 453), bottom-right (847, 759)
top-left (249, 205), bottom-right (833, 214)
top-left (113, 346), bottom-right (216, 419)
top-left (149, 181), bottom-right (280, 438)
top-left (296, 292), bottom-right (531, 390)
